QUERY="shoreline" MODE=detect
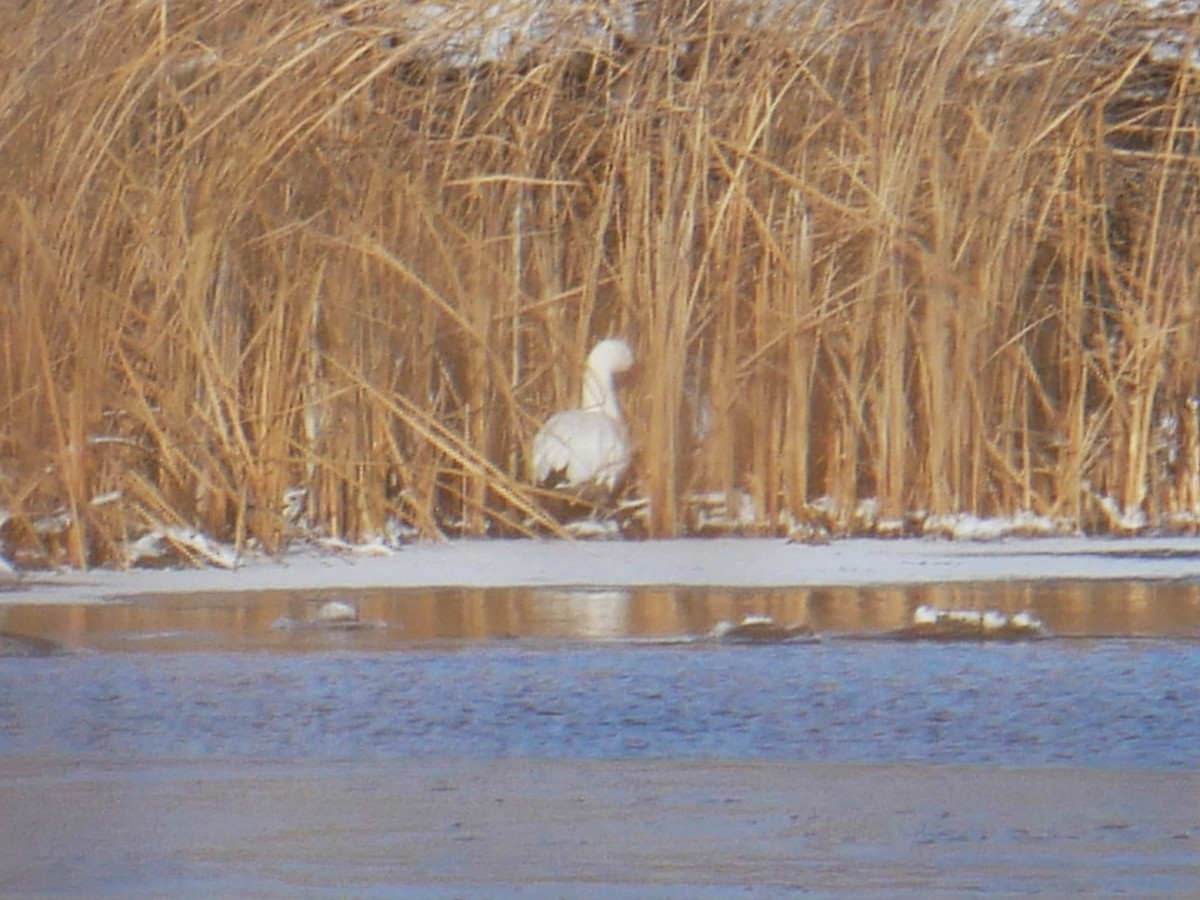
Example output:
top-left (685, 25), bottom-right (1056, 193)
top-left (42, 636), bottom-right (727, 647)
top-left (6, 535), bottom-right (1200, 605)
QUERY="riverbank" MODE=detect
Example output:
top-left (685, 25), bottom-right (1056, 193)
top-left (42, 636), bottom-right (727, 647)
top-left (6, 535), bottom-right (1200, 605)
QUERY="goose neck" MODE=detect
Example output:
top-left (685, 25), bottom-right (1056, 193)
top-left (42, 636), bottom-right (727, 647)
top-left (581, 366), bottom-right (622, 420)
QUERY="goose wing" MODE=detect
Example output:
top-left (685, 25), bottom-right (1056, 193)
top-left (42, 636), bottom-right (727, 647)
top-left (532, 409), bottom-right (630, 490)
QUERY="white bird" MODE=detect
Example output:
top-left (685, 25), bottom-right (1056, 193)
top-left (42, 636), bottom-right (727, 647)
top-left (912, 605), bottom-right (941, 626)
top-left (1010, 611), bottom-right (1046, 634)
top-left (532, 338), bottom-right (634, 494)
top-left (981, 610), bottom-right (1008, 632)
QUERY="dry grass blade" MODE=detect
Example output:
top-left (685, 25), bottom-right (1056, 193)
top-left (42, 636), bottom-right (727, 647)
top-left (1, 0), bottom-right (1199, 566)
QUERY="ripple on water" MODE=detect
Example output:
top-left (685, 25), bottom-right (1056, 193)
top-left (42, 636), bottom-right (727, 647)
top-left (1, 639), bottom-right (1198, 768)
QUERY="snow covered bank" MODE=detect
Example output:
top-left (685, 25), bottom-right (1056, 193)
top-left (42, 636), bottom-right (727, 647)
top-left (7, 536), bottom-right (1200, 605)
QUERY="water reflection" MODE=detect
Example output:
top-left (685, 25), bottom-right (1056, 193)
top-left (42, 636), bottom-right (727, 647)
top-left (1, 580), bottom-right (1198, 653)
top-left (536, 589), bottom-right (632, 638)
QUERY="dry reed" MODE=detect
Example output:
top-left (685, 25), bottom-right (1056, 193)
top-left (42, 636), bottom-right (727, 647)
top-left (1, 0), bottom-right (1199, 566)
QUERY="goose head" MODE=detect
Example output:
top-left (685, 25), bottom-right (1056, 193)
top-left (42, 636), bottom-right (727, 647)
top-left (581, 338), bottom-right (634, 414)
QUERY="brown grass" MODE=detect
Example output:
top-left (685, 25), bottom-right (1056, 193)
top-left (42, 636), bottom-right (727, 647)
top-left (1, 0), bottom-right (1199, 566)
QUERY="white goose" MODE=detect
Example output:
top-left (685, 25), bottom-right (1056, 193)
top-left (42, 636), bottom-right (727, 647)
top-left (532, 339), bottom-right (634, 494)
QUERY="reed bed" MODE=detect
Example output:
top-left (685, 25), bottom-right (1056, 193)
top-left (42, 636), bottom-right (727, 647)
top-left (1, 0), bottom-right (1199, 566)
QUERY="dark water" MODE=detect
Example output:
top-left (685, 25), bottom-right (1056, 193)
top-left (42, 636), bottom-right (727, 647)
top-left (1, 581), bottom-right (1199, 768)
top-left (1, 640), bottom-right (1197, 768)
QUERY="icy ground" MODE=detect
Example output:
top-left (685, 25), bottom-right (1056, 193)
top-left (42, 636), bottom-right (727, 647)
top-left (7, 535), bottom-right (1200, 605)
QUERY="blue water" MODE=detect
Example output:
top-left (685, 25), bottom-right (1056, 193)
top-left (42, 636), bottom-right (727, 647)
top-left (3, 639), bottom-right (1198, 768)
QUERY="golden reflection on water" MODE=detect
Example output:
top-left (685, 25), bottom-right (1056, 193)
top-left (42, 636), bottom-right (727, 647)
top-left (1, 581), bottom-right (1199, 652)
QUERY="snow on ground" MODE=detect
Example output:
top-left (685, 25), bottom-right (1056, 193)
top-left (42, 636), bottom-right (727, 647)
top-left (6, 535), bottom-right (1200, 605)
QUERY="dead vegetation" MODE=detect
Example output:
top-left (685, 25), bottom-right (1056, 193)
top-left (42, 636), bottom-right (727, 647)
top-left (2, 0), bottom-right (1200, 567)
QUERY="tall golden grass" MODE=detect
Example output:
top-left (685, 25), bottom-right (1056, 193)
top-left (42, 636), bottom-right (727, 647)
top-left (1, 0), bottom-right (1199, 566)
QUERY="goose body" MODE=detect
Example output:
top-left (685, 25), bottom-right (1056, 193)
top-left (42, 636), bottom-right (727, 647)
top-left (532, 339), bottom-right (634, 493)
